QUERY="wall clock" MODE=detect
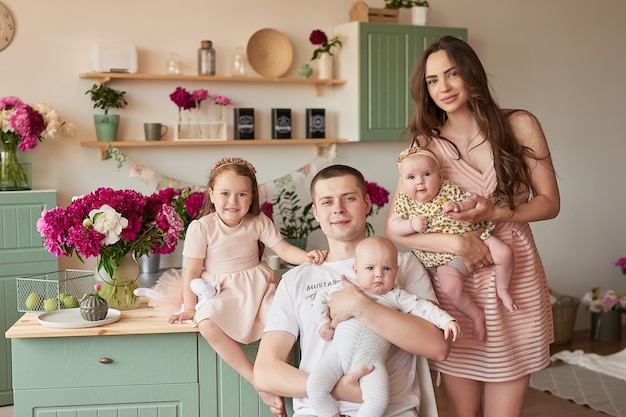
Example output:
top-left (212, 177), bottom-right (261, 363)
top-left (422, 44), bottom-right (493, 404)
top-left (0, 1), bottom-right (15, 51)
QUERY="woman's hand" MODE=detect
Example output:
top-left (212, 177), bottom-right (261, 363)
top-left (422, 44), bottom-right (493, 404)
top-left (456, 230), bottom-right (493, 271)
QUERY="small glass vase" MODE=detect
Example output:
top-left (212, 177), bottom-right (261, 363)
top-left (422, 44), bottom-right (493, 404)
top-left (0, 148), bottom-right (32, 191)
top-left (96, 253), bottom-right (141, 310)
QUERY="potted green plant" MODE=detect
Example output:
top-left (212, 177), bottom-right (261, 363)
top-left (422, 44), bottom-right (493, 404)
top-left (384, 0), bottom-right (430, 25)
top-left (270, 188), bottom-right (320, 250)
top-left (85, 83), bottom-right (128, 142)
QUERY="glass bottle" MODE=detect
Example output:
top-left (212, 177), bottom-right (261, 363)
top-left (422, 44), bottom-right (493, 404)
top-left (230, 46), bottom-right (248, 77)
top-left (166, 53), bottom-right (182, 74)
top-left (198, 40), bottom-right (216, 76)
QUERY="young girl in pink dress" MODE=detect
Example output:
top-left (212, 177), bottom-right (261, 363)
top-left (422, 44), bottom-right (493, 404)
top-left (167, 157), bottom-right (326, 405)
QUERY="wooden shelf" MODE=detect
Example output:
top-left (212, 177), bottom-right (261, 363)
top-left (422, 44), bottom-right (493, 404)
top-left (79, 72), bottom-right (346, 96)
top-left (81, 138), bottom-right (348, 159)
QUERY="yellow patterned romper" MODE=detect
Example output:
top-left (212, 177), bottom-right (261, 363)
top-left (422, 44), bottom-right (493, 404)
top-left (394, 179), bottom-right (494, 272)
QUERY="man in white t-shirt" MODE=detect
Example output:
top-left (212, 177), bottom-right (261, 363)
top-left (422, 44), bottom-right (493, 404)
top-left (254, 165), bottom-right (450, 417)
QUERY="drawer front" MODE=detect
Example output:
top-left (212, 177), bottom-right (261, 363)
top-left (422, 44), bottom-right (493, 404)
top-left (14, 383), bottom-right (199, 417)
top-left (12, 333), bottom-right (197, 389)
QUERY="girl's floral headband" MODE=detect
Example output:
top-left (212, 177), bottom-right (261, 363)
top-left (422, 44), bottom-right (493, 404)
top-left (396, 146), bottom-right (440, 168)
top-left (210, 157), bottom-right (257, 175)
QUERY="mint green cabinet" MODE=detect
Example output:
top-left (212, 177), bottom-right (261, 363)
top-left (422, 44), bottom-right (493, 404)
top-left (335, 22), bottom-right (467, 142)
top-left (12, 333), bottom-right (200, 416)
top-left (11, 332), bottom-right (279, 416)
top-left (0, 190), bottom-right (57, 406)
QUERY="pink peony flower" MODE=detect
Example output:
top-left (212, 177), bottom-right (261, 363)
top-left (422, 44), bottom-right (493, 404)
top-left (213, 95), bottom-right (231, 106)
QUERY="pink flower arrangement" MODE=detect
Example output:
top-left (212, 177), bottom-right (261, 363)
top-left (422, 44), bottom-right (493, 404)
top-left (309, 29), bottom-right (342, 60)
top-left (365, 180), bottom-right (390, 236)
top-left (582, 287), bottom-right (626, 313)
top-left (36, 187), bottom-right (184, 278)
top-left (1, 96), bottom-right (74, 189)
top-left (152, 187), bottom-right (205, 239)
top-left (615, 257), bottom-right (626, 274)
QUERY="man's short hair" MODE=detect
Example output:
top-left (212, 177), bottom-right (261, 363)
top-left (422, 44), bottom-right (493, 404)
top-left (310, 164), bottom-right (367, 199)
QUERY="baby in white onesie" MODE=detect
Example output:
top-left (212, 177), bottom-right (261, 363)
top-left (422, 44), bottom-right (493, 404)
top-left (307, 236), bottom-right (460, 417)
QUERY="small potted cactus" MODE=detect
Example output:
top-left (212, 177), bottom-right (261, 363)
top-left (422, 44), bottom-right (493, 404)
top-left (79, 283), bottom-right (109, 321)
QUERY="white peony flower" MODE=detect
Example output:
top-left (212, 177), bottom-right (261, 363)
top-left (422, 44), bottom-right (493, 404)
top-left (89, 204), bottom-right (129, 245)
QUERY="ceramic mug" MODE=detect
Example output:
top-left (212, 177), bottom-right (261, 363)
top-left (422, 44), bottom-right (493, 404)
top-left (144, 123), bottom-right (168, 141)
top-left (268, 255), bottom-right (281, 270)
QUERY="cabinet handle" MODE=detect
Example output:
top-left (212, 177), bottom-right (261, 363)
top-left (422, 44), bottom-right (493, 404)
top-left (99, 358), bottom-right (113, 364)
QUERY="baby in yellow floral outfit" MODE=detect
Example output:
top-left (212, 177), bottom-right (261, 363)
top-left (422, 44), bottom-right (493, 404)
top-left (389, 147), bottom-right (516, 341)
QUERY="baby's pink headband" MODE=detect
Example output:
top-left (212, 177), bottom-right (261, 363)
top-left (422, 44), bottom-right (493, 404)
top-left (396, 147), bottom-right (440, 168)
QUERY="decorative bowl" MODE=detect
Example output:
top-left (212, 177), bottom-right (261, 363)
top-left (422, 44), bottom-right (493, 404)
top-left (246, 28), bottom-right (293, 78)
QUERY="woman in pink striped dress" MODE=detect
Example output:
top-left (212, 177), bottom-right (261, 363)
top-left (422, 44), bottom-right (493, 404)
top-left (386, 36), bottom-right (560, 417)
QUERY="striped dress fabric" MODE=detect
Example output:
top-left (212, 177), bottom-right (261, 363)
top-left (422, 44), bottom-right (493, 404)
top-left (428, 138), bottom-right (554, 382)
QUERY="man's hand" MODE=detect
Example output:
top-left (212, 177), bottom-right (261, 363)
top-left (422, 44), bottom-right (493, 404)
top-left (259, 391), bottom-right (286, 417)
top-left (330, 364), bottom-right (374, 403)
top-left (328, 275), bottom-right (369, 328)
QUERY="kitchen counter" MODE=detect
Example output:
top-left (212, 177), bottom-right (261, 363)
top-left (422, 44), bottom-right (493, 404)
top-left (5, 304), bottom-right (196, 339)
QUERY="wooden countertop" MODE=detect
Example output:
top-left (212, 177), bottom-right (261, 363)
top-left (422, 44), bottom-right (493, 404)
top-left (5, 305), bottom-right (198, 339)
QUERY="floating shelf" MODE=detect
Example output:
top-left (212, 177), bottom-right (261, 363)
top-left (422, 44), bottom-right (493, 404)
top-left (79, 72), bottom-right (346, 96)
top-left (81, 138), bottom-right (348, 160)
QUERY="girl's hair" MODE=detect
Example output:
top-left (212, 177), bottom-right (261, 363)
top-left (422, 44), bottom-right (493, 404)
top-left (202, 157), bottom-right (264, 259)
top-left (407, 35), bottom-right (537, 208)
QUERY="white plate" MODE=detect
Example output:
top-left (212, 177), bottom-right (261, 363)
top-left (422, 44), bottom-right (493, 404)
top-left (37, 308), bottom-right (122, 329)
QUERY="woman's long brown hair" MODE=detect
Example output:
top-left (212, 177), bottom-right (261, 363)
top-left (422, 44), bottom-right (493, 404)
top-left (407, 36), bottom-right (538, 208)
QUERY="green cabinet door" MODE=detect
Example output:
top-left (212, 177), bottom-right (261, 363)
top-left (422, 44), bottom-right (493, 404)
top-left (199, 339), bottom-right (277, 417)
top-left (0, 190), bottom-right (57, 406)
top-left (336, 22), bottom-right (467, 142)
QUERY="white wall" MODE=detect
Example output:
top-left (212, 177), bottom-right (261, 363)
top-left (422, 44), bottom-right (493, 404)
top-left (2, 0), bottom-right (625, 330)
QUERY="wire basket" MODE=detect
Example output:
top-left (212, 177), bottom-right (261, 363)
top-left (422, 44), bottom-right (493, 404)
top-left (552, 294), bottom-right (580, 345)
top-left (16, 270), bottom-right (95, 313)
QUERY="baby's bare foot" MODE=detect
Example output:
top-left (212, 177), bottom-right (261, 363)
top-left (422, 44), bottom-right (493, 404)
top-left (498, 290), bottom-right (518, 312)
top-left (471, 312), bottom-right (486, 342)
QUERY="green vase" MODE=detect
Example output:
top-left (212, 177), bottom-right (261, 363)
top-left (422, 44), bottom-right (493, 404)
top-left (590, 310), bottom-right (622, 342)
top-left (298, 64), bottom-right (313, 79)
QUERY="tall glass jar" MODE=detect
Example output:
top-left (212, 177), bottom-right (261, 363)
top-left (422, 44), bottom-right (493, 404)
top-left (230, 46), bottom-right (248, 76)
top-left (198, 40), bottom-right (216, 75)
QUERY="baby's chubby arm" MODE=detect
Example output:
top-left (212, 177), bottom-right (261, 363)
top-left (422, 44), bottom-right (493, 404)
top-left (319, 322), bottom-right (335, 341)
top-left (388, 212), bottom-right (429, 235)
top-left (443, 320), bottom-right (462, 342)
top-left (443, 194), bottom-right (477, 215)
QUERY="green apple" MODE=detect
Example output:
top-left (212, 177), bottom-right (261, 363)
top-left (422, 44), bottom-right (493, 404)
top-left (25, 292), bottom-right (43, 310)
top-left (59, 292), bottom-right (70, 303)
top-left (44, 297), bottom-right (59, 312)
top-left (62, 295), bottom-right (79, 309)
